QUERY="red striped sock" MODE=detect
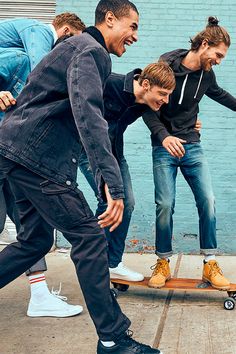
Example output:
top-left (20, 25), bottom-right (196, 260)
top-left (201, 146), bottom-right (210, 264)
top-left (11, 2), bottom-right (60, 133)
top-left (29, 273), bottom-right (46, 285)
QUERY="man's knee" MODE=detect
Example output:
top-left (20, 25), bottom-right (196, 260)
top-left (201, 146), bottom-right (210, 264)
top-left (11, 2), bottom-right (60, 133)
top-left (197, 194), bottom-right (215, 214)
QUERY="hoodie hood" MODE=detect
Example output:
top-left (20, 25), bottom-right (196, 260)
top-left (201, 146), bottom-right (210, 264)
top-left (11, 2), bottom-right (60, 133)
top-left (160, 49), bottom-right (192, 76)
top-left (160, 48), bottom-right (204, 104)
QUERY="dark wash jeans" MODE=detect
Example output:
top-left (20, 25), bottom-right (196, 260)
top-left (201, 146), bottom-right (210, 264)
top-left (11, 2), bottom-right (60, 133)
top-left (0, 155), bottom-right (130, 340)
top-left (79, 152), bottom-right (135, 268)
top-left (152, 143), bottom-right (217, 258)
top-left (0, 176), bottom-right (48, 275)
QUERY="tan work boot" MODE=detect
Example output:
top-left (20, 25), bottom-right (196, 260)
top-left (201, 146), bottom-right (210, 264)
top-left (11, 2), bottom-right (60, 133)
top-left (148, 259), bottom-right (171, 288)
top-left (202, 260), bottom-right (230, 290)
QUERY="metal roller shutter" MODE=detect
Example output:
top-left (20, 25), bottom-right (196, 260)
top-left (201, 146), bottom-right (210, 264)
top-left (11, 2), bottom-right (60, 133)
top-left (0, 0), bottom-right (56, 23)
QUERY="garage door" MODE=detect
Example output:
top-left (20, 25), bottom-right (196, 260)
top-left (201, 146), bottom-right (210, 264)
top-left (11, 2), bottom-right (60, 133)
top-left (0, 0), bottom-right (56, 22)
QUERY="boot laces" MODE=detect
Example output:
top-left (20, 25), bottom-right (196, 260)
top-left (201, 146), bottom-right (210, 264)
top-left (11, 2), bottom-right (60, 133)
top-left (51, 282), bottom-right (68, 301)
top-left (208, 261), bottom-right (223, 277)
top-left (118, 330), bottom-right (154, 353)
top-left (150, 259), bottom-right (168, 276)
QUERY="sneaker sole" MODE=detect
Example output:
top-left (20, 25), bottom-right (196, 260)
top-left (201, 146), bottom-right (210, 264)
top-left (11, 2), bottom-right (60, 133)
top-left (202, 277), bottom-right (230, 290)
top-left (27, 308), bottom-right (83, 318)
top-left (110, 274), bottom-right (144, 282)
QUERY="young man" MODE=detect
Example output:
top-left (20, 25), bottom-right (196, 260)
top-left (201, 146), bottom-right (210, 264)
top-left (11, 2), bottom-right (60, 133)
top-left (78, 61), bottom-right (175, 282)
top-left (0, 13), bottom-right (86, 318)
top-left (0, 1), bottom-right (163, 353)
top-left (143, 16), bottom-right (236, 290)
top-left (0, 12), bottom-right (85, 78)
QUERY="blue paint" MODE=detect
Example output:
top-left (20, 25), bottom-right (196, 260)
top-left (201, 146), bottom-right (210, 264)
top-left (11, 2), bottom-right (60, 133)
top-left (56, 0), bottom-right (236, 253)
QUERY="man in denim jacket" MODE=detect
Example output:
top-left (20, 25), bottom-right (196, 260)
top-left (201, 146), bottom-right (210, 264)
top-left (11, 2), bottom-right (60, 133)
top-left (0, 1), bottom-right (164, 353)
top-left (0, 13), bottom-right (86, 318)
top-left (0, 13), bottom-right (86, 121)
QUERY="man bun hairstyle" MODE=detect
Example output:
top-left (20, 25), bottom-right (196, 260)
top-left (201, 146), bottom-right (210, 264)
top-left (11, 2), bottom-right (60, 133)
top-left (190, 16), bottom-right (231, 51)
top-left (138, 61), bottom-right (176, 90)
top-left (53, 12), bottom-right (86, 31)
top-left (207, 16), bottom-right (219, 26)
top-left (95, 0), bottom-right (139, 25)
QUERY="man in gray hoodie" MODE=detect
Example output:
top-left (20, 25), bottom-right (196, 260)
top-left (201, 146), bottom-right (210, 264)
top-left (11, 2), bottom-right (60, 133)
top-left (143, 16), bottom-right (236, 290)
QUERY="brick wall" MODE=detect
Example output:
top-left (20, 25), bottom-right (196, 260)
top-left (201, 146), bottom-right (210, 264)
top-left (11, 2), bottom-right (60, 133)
top-left (56, 0), bottom-right (236, 254)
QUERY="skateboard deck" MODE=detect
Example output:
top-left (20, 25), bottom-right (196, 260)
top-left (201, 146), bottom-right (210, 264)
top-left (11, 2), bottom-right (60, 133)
top-left (110, 277), bottom-right (236, 310)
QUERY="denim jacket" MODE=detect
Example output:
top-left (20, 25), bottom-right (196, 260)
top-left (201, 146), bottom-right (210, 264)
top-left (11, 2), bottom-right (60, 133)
top-left (0, 18), bottom-right (54, 71)
top-left (0, 18), bottom-right (54, 121)
top-left (0, 48), bottom-right (30, 121)
top-left (0, 27), bottom-right (124, 200)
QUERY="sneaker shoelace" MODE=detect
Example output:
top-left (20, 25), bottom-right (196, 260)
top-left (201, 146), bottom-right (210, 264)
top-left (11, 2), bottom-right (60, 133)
top-left (208, 261), bottom-right (223, 277)
top-left (150, 260), bottom-right (168, 276)
top-left (118, 330), bottom-right (154, 353)
top-left (51, 282), bottom-right (68, 301)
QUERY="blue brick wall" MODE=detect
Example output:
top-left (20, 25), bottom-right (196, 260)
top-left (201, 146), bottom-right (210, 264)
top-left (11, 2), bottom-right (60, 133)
top-left (56, 1), bottom-right (236, 254)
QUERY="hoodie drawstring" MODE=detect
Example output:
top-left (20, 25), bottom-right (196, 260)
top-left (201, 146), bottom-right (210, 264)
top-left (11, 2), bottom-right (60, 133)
top-left (178, 74), bottom-right (188, 105)
top-left (178, 70), bottom-right (204, 105)
top-left (194, 70), bottom-right (203, 99)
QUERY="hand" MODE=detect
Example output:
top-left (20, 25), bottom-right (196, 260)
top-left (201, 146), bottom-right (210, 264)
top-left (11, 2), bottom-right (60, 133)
top-left (0, 91), bottom-right (16, 112)
top-left (162, 136), bottom-right (186, 158)
top-left (194, 118), bottom-right (202, 132)
top-left (97, 184), bottom-right (124, 232)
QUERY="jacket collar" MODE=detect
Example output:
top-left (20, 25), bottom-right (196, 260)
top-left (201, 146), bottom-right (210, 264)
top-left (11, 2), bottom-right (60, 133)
top-left (83, 26), bottom-right (108, 52)
top-left (123, 68), bottom-right (142, 105)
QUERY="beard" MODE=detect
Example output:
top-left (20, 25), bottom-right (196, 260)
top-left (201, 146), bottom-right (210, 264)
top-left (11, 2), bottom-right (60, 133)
top-left (199, 55), bottom-right (213, 72)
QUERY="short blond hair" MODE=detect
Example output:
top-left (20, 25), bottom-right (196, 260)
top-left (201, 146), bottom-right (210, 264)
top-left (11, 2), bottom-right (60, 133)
top-left (138, 61), bottom-right (176, 90)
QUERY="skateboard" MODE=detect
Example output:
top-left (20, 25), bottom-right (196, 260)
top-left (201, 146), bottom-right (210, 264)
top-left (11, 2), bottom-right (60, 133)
top-left (110, 277), bottom-right (236, 310)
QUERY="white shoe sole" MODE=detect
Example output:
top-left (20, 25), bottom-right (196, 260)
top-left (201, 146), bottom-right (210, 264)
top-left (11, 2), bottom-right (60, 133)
top-left (110, 274), bottom-right (144, 282)
top-left (27, 307), bottom-right (83, 318)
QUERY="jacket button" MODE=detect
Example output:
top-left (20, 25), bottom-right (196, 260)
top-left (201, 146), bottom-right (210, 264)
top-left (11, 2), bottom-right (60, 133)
top-left (66, 180), bottom-right (72, 186)
top-left (72, 158), bottom-right (77, 163)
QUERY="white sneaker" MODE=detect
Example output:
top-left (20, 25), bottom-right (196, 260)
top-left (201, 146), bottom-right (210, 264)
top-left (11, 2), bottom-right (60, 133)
top-left (109, 262), bottom-right (144, 281)
top-left (27, 293), bottom-right (83, 317)
top-left (0, 226), bottom-right (16, 244)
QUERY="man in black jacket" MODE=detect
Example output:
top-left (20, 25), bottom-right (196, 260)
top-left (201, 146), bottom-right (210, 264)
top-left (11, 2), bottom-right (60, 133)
top-left (0, 0), bottom-right (163, 353)
top-left (78, 62), bottom-right (175, 282)
top-left (143, 17), bottom-right (236, 291)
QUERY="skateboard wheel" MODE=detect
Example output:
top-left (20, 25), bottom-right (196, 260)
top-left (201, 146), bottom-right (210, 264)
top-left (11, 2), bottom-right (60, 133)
top-left (224, 297), bottom-right (235, 310)
top-left (111, 283), bottom-right (129, 292)
top-left (111, 288), bottom-right (119, 298)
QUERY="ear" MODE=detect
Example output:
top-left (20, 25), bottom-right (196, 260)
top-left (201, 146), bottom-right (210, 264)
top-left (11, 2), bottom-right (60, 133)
top-left (105, 11), bottom-right (116, 28)
top-left (63, 26), bottom-right (71, 35)
top-left (142, 79), bottom-right (151, 91)
top-left (201, 39), bottom-right (209, 49)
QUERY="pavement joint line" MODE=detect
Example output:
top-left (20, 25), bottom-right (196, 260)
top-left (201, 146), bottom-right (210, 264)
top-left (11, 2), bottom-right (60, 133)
top-left (152, 253), bottom-right (183, 349)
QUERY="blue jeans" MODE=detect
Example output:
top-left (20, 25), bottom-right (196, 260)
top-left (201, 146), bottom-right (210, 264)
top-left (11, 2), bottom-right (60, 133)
top-left (78, 151), bottom-right (135, 267)
top-left (152, 143), bottom-right (217, 258)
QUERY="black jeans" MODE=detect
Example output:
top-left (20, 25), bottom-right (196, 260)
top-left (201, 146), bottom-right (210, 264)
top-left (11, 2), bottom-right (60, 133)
top-left (0, 178), bottom-right (48, 275)
top-left (0, 156), bottom-right (130, 340)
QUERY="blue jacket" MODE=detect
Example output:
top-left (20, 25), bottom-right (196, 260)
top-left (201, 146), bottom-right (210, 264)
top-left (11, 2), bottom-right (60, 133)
top-left (0, 18), bottom-right (54, 70)
top-left (0, 18), bottom-right (55, 121)
top-left (0, 27), bottom-right (124, 200)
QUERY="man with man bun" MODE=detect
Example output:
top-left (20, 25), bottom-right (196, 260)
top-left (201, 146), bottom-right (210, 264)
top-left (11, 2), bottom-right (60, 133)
top-left (143, 17), bottom-right (236, 290)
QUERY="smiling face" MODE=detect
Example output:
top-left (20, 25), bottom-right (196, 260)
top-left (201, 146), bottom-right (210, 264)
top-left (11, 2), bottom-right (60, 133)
top-left (105, 9), bottom-right (139, 57)
top-left (199, 41), bottom-right (228, 71)
top-left (142, 81), bottom-right (173, 111)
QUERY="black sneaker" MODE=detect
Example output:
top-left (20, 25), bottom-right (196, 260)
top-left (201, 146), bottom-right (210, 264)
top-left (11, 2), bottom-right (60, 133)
top-left (97, 331), bottom-right (163, 354)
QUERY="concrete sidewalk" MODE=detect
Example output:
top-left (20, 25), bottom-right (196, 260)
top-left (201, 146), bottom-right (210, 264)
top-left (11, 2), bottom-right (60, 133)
top-left (1, 250), bottom-right (236, 354)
